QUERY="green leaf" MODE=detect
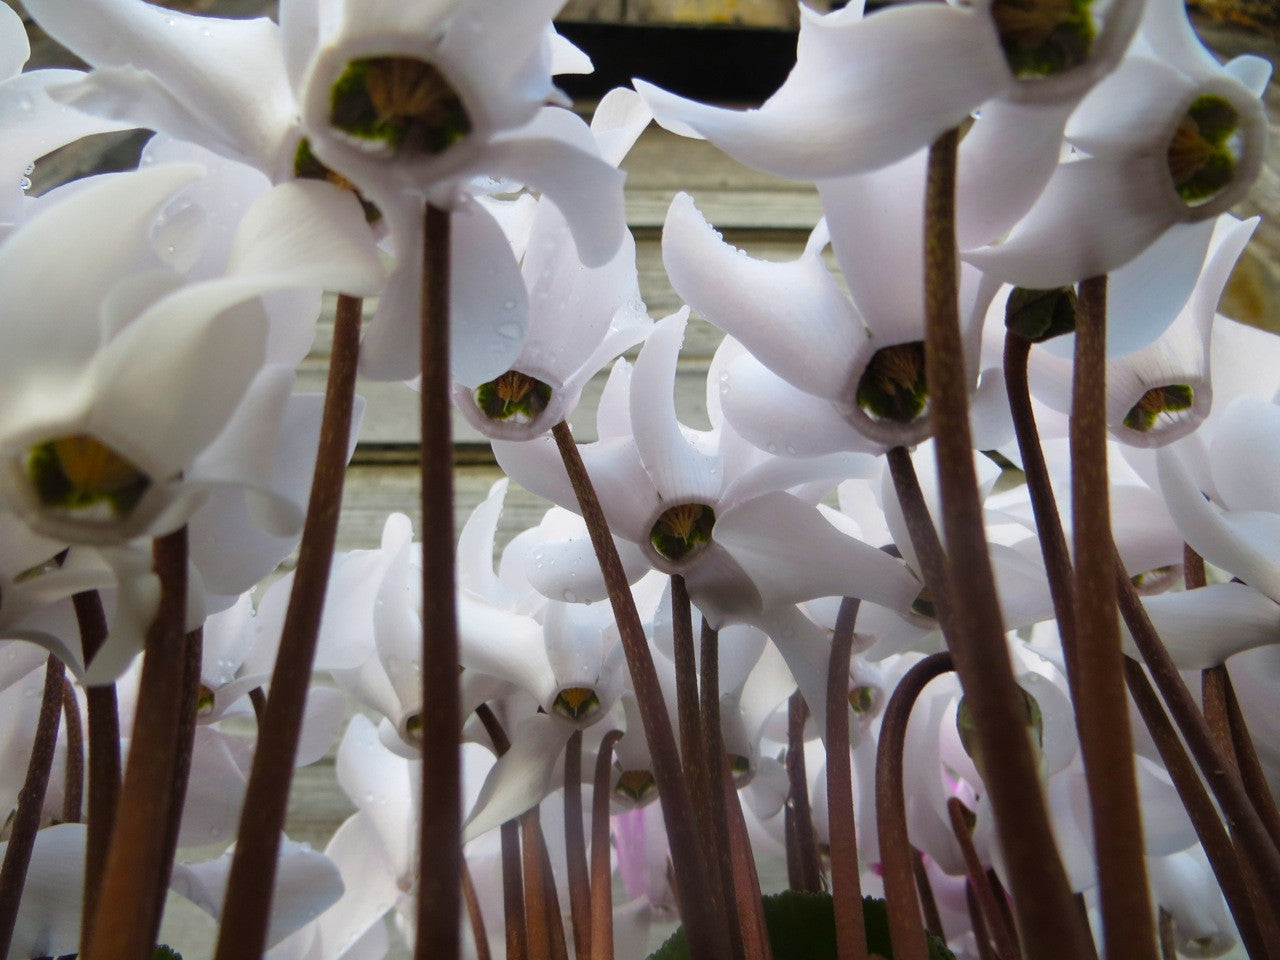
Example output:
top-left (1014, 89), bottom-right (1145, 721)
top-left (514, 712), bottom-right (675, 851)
top-left (646, 892), bottom-right (956, 960)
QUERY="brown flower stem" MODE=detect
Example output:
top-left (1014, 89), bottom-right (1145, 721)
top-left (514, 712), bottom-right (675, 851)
top-left (1223, 674), bottom-right (1280, 852)
top-left (150, 627), bottom-right (203, 945)
top-left (990, 872), bottom-right (1024, 959)
top-left (885, 447), bottom-right (952, 635)
top-left (1114, 554), bottom-right (1280, 919)
top-left (463, 862), bottom-right (492, 960)
top-left (698, 619), bottom-right (745, 960)
top-left (965, 882), bottom-right (998, 960)
top-left (669, 576), bottom-right (735, 957)
top-left (721, 758), bottom-right (772, 960)
top-left (563, 729), bottom-right (592, 960)
top-left (536, 818), bottom-right (570, 960)
top-left (876, 651), bottom-right (954, 960)
top-left (591, 730), bottom-right (624, 960)
top-left (249, 686), bottom-right (266, 725)
top-left (1203, 666), bottom-right (1235, 767)
top-left (475, 705), bottom-right (528, 960)
top-left (0, 655), bottom-right (65, 958)
top-left (551, 419), bottom-right (730, 959)
top-left (212, 293), bottom-right (364, 960)
top-left (1158, 909), bottom-right (1177, 960)
top-left (62, 675), bottom-right (84, 824)
top-left (826, 597), bottom-right (868, 960)
top-left (416, 203), bottom-right (463, 960)
top-left (1071, 275), bottom-right (1159, 960)
top-left (923, 127), bottom-right (1093, 960)
top-left (72, 589), bottom-right (119, 948)
top-left (785, 692), bottom-right (822, 893)
top-left (910, 850), bottom-right (944, 942)
top-left (947, 798), bottom-right (1021, 960)
top-left (1003, 332), bottom-right (1081, 701)
top-left (83, 527), bottom-right (187, 960)
top-left (1183, 544), bottom-right (1207, 590)
top-left (521, 808), bottom-right (554, 960)
top-left (1122, 657), bottom-right (1271, 960)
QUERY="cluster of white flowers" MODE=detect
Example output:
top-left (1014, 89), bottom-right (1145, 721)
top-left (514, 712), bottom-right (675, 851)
top-left (0, 0), bottom-right (1273, 959)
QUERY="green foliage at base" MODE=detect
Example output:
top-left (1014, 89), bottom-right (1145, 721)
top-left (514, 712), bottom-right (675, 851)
top-left (646, 891), bottom-right (956, 960)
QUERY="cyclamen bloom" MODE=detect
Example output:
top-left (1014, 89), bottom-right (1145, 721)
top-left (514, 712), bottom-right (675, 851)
top-left (0, 164), bottom-right (381, 550)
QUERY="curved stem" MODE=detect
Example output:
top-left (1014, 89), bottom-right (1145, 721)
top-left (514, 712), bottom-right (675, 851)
top-left (0, 656), bottom-right (65, 958)
top-left (591, 731), bottom-right (624, 960)
top-left (946, 798), bottom-right (1021, 960)
top-left (876, 651), bottom-right (954, 960)
top-left (826, 597), bottom-right (868, 960)
top-left (922, 129), bottom-right (1091, 960)
top-left (463, 862), bottom-right (492, 960)
top-left (83, 527), bottom-right (188, 960)
top-left (551, 420), bottom-right (729, 960)
top-left (213, 292), bottom-right (364, 960)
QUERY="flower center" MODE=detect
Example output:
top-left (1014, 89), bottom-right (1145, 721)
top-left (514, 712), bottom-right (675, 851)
top-left (614, 768), bottom-right (656, 803)
top-left (1123, 384), bottom-right (1195, 432)
top-left (1005, 286), bottom-right (1077, 343)
top-left (196, 684), bottom-right (216, 717)
top-left (728, 754), bottom-right (752, 784)
top-left (991, 0), bottom-right (1095, 78)
top-left (1166, 95), bottom-right (1240, 205)
top-left (330, 56), bottom-right (471, 158)
top-left (848, 685), bottom-right (876, 715)
top-left (474, 371), bottom-right (553, 423)
top-left (552, 686), bottom-right (600, 721)
top-left (1131, 564), bottom-right (1182, 595)
top-left (403, 712), bottom-right (424, 746)
top-left (649, 503), bottom-right (716, 564)
top-left (26, 435), bottom-right (150, 518)
top-left (856, 341), bottom-right (928, 423)
top-left (293, 138), bottom-right (382, 223)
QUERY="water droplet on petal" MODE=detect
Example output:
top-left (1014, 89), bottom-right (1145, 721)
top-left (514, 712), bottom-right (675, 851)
top-left (563, 590), bottom-right (577, 603)
top-left (496, 322), bottom-right (521, 340)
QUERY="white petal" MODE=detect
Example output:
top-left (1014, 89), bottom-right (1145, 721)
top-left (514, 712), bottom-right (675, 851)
top-left (1120, 582), bottom-right (1280, 669)
top-left (663, 193), bottom-right (860, 399)
top-left (716, 492), bottom-right (919, 613)
top-left (2, 823), bottom-right (86, 960)
top-left (28, 0), bottom-right (296, 174)
top-left (316, 814), bottom-right (402, 956)
top-left (635, 4), bottom-right (1007, 180)
top-left (463, 714), bottom-right (575, 841)
top-left (296, 686), bottom-right (346, 768)
top-left (457, 479), bottom-right (507, 605)
top-left (0, 2), bottom-right (28, 78)
top-left (590, 87), bottom-right (652, 168)
top-left (629, 312), bottom-right (721, 505)
top-left (335, 715), bottom-right (417, 880)
top-left (964, 153), bottom-right (1175, 287)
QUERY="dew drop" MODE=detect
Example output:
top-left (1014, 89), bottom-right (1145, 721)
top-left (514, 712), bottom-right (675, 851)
top-left (563, 590), bottom-right (577, 603)
top-left (496, 321), bottom-right (521, 340)
top-left (23, 162), bottom-right (34, 176)
top-left (17, 96), bottom-right (33, 113)
top-left (502, 299), bottom-right (516, 311)
top-left (766, 442), bottom-right (777, 453)
top-left (18, 176), bottom-right (30, 192)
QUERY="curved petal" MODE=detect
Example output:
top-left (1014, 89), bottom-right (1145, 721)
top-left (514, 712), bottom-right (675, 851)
top-left (1211, 398), bottom-right (1280, 515)
top-left (590, 87), bottom-right (652, 168)
top-left (2, 823), bottom-right (86, 960)
top-left (635, 4), bottom-right (1008, 180)
top-left (716, 492), bottom-right (920, 613)
top-left (27, 0), bottom-right (296, 174)
top-left (663, 192), bottom-right (860, 399)
top-left (964, 153), bottom-right (1175, 287)
top-left (526, 530), bottom-right (650, 604)
top-left (335, 715), bottom-right (417, 880)
top-left (1158, 449), bottom-right (1280, 603)
top-left (629, 312), bottom-right (721, 505)
top-left (457, 479), bottom-right (508, 605)
top-left (0, 2), bottom-right (28, 79)
top-left (463, 714), bottom-right (575, 842)
top-left (1120, 582), bottom-right (1280, 669)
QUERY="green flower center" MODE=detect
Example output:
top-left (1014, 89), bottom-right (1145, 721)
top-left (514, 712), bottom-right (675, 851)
top-left (728, 754), bottom-right (752, 780)
top-left (196, 684), bottom-right (216, 717)
top-left (26, 435), bottom-right (150, 518)
top-left (1005, 286), bottom-right (1078, 343)
top-left (991, 0), bottom-right (1096, 78)
top-left (475, 371), bottom-right (553, 423)
top-left (330, 57), bottom-right (471, 158)
top-left (1123, 384), bottom-right (1195, 432)
top-left (1167, 95), bottom-right (1240, 205)
top-left (403, 712), bottom-right (424, 746)
top-left (614, 768), bottom-right (656, 803)
top-left (1131, 564), bottom-right (1182, 595)
top-left (293, 137), bottom-right (382, 223)
top-left (957, 688), bottom-right (1044, 773)
top-left (848, 685), bottom-right (876, 715)
top-left (856, 341), bottom-right (928, 424)
top-left (649, 503), bottom-right (716, 564)
top-left (553, 686), bottom-right (600, 721)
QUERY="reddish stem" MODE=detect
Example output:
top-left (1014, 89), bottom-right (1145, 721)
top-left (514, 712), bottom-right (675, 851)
top-left (591, 731), bottom-right (624, 960)
top-left (564, 729), bottom-right (592, 960)
top-left (61, 675), bottom-right (84, 824)
top-left (785, 693), bottom-right (822, 893)
top-left (826, 597), bottom-right (868, 960)
top-left (213, 292), bottom-right (364, 960)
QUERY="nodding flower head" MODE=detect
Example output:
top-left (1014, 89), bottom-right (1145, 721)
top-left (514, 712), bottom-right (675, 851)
top-left (329, 56), bottom-right (471, 159)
